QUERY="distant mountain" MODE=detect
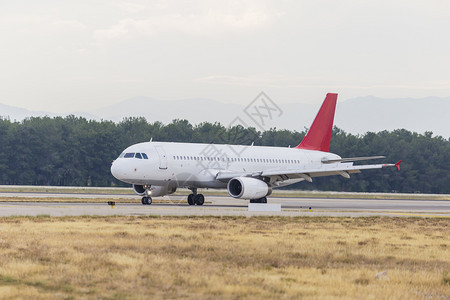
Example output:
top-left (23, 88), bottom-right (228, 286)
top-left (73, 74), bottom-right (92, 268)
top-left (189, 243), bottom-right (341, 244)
top-left (93, 96), bottom-right (450, 137)
top-left (92, 97), bottom-right (243, 125)
top-left (0, 102), bottom-right (57, 121)
top-left (1, 96), bottom-right (449, 137)
top-left (0, 102), bottom-right (96, 121)
top-left (335, 96), bottom-right (450, 138)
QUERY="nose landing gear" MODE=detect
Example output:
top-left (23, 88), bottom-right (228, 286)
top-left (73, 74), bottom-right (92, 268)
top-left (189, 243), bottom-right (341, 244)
top-left (187, 188), bottom-right (205, 206)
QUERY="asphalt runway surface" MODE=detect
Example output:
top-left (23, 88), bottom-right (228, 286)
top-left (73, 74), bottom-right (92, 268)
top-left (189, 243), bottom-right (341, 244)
top-left (0, 193), bottom-right (449, 217)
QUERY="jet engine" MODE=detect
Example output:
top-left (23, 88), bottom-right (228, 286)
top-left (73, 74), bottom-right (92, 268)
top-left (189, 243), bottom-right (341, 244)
top-left (133, 184), bottom-right (148, 196)
top-left (227, 177), bottom-right (272, 199)
top-left (133, 184), bottom-right (177, 197)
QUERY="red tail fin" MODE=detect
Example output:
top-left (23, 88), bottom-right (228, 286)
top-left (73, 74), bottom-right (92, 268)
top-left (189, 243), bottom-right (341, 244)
top-left (294, 93), bottom-right (338, 152)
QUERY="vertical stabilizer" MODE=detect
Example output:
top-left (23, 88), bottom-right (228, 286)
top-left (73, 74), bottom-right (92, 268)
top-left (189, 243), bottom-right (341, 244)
top-left (294, 93), bottom-right (338, 152)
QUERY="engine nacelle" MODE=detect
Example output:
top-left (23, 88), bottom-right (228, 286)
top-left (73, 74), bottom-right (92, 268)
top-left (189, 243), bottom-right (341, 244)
top-left (133, 184), bottom-right (148, 196)
top-left (133, 184), bottom-right (177, 197)
top-left (227, 177), bottom-right (272, 200)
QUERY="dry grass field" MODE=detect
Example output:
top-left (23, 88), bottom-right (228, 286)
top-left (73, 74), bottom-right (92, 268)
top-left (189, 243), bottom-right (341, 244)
top-left (0, 216), bottom-right (448, 299)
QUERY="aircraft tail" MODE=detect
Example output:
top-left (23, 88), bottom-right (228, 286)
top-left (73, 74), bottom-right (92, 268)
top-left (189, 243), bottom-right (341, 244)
top-left (294, 93), bottom-right (338, 152)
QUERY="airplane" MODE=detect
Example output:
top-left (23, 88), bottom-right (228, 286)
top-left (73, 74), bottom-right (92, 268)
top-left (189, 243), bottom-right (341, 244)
top-left (110, 93), bottom-right (401, 205)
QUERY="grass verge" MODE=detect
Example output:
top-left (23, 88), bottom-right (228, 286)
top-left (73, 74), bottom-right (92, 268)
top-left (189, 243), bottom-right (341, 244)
top-left (0, 186), bottom-right (449, 200)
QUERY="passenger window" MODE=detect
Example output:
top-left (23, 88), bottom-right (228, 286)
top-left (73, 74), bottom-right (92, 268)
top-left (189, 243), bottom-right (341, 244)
top-left (135, 153), bottom-right (142, 159)
top-left (124, 153), bottom-right (134, 158)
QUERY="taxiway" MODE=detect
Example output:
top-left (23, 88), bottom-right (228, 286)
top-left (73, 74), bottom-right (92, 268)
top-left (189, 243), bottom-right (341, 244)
top-left (0, 194), bottom-right (449, 218)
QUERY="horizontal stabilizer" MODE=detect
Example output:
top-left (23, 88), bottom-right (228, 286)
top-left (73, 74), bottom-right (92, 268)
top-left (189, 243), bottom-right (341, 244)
top-left (322, 156), bottom-right (386, 164)
top-left (382, 160), bottom-right (402, 171)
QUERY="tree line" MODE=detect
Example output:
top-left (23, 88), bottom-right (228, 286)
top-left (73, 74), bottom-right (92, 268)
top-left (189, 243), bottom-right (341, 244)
top-left (0, 116), bottom-right (448, 193)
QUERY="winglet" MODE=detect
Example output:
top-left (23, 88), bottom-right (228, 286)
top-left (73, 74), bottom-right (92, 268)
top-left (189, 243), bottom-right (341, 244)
top-left (295, 93), bottom-right (338, 152)
top-left (395, 160), bottom-right (402, 171)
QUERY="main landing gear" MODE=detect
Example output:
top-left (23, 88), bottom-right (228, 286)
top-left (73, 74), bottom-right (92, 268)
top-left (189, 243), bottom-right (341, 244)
top-left (141, 196), bottom-right (152, 205)
top-left (250, 197), bottom-right (267, 204)
top-left (187, 188), bottom-right (205, 206)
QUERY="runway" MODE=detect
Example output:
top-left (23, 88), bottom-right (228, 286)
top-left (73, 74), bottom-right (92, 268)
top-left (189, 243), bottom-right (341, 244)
top-left (1, 194), bottom-right (449, 217)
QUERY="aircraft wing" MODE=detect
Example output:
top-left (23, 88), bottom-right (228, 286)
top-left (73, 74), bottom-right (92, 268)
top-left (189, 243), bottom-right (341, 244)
top-left (215, 161), bottom-right (401, 186)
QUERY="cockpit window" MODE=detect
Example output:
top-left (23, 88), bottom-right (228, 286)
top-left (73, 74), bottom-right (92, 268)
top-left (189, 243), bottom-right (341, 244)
top-left (121, 152), bottom-right (148, 159)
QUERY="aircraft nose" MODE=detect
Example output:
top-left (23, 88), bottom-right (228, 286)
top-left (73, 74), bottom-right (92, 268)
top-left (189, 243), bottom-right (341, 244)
top-left (110, 160), bottom-right (122, 180)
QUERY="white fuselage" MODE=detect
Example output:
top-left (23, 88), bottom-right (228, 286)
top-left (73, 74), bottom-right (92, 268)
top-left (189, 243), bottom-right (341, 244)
top-left (110, 141), bottom-right (341, 189)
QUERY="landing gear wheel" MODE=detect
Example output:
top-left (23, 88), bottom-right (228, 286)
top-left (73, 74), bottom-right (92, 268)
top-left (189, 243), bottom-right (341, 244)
top-left (141, 196), bottom-right (152, 205)
top-left (187, 194), bottom-right (195, 205)
top-left (250, 197), bottom-right (267, 204)
top-left (194, 194), bottom-right (205, 206)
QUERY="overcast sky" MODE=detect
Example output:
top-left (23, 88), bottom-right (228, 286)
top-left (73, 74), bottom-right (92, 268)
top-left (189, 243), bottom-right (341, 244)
top-left (1, 0), bottom-right (449, 112)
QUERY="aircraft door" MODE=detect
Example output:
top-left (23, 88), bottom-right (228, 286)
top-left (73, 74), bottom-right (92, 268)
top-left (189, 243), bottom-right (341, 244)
top-left (155, 146), bottom-right (168, 169)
